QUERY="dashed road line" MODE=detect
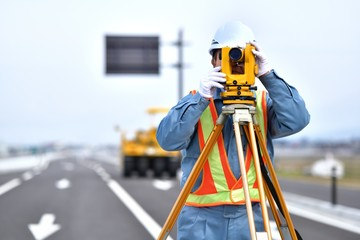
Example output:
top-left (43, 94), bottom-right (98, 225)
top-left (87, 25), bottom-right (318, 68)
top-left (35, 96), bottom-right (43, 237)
top-left (0, 178), bottom-right (21, 196)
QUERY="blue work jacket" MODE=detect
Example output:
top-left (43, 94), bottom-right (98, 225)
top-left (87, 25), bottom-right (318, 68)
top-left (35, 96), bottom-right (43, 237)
top-left (156, 70), bottom-right (310, 190)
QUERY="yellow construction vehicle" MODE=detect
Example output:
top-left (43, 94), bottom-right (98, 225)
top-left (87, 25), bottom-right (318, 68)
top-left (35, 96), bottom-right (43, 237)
top-left (121, 107), bottom-right (181, 178)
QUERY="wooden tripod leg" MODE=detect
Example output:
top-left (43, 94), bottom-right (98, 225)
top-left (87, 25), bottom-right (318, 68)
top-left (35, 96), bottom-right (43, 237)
top-left (247, 122), bottom-right (272, 240)
top-left (254, 125), bottom-right (298, 240)
top-left (264, 183), bottom-right (285, 240)
top-left (157, 123), bottom-right (225, 240)
top-left (233, 122), bottom-right (257, 239)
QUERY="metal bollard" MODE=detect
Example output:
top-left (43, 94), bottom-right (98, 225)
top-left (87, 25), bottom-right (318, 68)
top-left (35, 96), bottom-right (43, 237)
top-left (331, 166), bottom-right (337, 205)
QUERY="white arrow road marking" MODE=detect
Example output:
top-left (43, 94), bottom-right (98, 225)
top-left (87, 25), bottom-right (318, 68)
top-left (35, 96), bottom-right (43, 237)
top-left (55, 178), bottom-right (71, 189)
top-left (152, 179), bottom-right (174, 191)
top-left (28, 214), bottom-right (61, 240)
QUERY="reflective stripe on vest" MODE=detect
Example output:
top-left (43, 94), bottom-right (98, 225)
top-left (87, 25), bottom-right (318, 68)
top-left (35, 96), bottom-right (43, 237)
top-left (186, 91), bottom-right (267, 207)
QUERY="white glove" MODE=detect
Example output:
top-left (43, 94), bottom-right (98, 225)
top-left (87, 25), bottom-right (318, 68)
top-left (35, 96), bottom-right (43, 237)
top-left (199, 66), bottom-right (226, 99)
top-left (250, 41), bottom-right (272, 77)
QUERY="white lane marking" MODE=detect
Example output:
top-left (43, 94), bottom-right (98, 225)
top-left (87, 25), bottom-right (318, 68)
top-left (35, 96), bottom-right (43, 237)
top-left (28, 213), bottom-right (61, 240)
top-left (94, 165), bottom-right (111, 182)
top-left (33, 168), bottom-right (42, 175)
top-left (87, 162), bottom-right (111, 182)
top-left (107, 180), bottom-right (174, 240)
top-left (55, 178), bottom-right (71, 189)
top-left (269, 221), bottom-right (282, 240)
top-left (153, 179), bottom-right (174, 191)
top-left (22, 171), bottom-right (34, 181)
top-left (287, 202), bottom-right (360, 235)
top-left (0, 178), bottom-right (21, 196)
top-left (62, 162), bottom-right (75, 171)
top-left (284, 192), bottom-right (360, 234)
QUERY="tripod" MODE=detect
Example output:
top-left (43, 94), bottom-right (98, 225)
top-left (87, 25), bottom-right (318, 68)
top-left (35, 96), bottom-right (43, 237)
top-left (157, 101), bottom-right (300, 240)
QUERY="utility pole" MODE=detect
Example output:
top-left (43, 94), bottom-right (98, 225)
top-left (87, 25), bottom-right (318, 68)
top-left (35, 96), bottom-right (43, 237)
top-left (177, 29), bottom-right (184, 101)
top-left (172, 29), bottom-right (187, 101)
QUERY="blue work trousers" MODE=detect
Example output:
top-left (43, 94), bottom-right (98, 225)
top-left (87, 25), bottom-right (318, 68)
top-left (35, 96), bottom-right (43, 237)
top-left (177, 203), bottom-right (264, 240)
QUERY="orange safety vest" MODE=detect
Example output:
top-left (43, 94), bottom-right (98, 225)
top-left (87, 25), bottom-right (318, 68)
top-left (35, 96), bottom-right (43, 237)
top-left (186, 90), bottom-right (268, 207)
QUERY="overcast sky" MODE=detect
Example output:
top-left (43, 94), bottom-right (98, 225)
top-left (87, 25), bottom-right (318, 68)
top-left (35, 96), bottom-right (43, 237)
top-left (0, 0), bottom-right (359, 146)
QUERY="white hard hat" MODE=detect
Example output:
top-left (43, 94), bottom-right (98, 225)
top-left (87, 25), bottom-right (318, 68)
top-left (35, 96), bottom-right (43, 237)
top-left (209, 21), bottom-right (255, 55)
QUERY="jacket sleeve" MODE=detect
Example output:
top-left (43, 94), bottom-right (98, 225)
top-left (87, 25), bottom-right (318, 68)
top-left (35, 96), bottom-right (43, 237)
top-left (156, 92), bottom-right (210, 151)
top-left (260, 70), bottom-right (310, 139)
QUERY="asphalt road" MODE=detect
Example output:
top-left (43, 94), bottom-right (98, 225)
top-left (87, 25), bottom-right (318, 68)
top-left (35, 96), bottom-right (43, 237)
top-left (0, 157), bottom-right (359, 240)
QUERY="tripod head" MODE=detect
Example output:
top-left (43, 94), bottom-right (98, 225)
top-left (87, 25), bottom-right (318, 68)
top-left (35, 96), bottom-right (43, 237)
top-left (220, 43), bottom-right (258, 105)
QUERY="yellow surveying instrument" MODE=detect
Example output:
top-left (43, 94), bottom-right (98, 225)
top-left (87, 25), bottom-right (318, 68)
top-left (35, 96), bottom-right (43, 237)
top-left (220, 44), bottom-right (258, 105)
top-left (157, 43), bottom-right (302, 240)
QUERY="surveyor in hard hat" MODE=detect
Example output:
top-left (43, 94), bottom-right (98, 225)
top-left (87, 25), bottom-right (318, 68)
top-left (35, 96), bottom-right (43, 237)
top-left (157, 20), bottom-right (310, 240)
